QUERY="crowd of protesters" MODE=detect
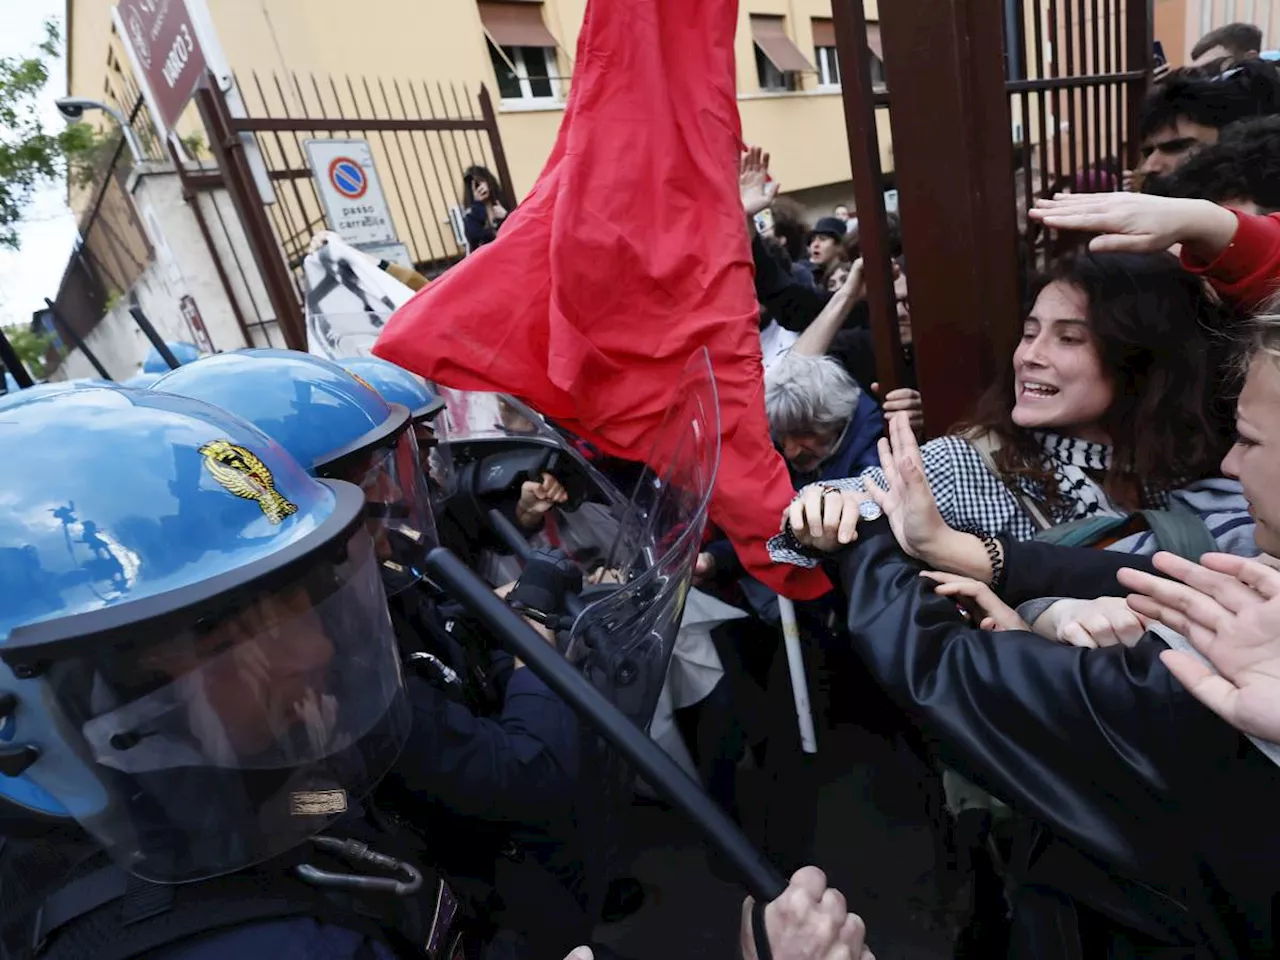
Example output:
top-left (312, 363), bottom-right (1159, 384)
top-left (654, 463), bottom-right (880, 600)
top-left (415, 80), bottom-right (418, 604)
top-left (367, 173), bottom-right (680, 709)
top-left (437, 26), bottom-right (1280, 956)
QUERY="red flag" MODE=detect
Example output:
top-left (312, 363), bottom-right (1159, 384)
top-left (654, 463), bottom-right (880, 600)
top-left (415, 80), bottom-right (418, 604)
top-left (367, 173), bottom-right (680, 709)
top-left (374, 0), bottom-right (829, 600)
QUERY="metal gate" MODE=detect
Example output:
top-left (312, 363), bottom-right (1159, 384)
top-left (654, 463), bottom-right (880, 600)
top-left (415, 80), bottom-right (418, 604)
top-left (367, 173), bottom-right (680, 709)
top-left (831, 0), bottom-right (1152, 433)
top-left (187, 72), bottom-right (515, 351)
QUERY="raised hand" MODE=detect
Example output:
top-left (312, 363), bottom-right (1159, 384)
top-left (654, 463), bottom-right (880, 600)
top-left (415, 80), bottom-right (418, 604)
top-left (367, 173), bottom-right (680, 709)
top-left (740, 145), bottom-right (780, 217)
top-left (866, 412), bottom-right (948, 560)
top-left (515, 472), bottom-right (569, 529)
top-left (1119, 552), bottom-right (1280, 742)
top-left (1028, 193), bottom-right (1238, 258)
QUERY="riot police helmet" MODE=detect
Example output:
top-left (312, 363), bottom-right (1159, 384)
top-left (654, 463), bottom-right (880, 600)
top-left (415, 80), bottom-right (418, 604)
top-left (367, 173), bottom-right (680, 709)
top-left (0, 386), bottom-right (410, 882)
top-left (151, 349), bottom-right (436, 594)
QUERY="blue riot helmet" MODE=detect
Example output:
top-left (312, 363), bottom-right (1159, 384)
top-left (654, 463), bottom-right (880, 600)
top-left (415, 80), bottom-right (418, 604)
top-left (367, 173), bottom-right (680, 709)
top-left (338, 356), bottom-right (441, 423)
top-left (152, 349), bottom-right (437, 595)
top-left (0, 387), bottom-right (410, 883)
top-left (124, 371), bottom-right (162, 388)
top-left (0, 378), bottom-right (125, 410)
top-left (142, 340), bottom-right (201, 373)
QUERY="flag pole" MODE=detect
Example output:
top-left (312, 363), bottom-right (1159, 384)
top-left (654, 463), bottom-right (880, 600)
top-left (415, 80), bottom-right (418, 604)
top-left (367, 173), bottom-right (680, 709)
top-left (776, 595), bottom-right (817, 754)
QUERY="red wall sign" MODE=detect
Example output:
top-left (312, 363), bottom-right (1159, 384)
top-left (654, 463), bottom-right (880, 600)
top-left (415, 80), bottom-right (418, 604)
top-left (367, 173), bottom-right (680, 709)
top-left (117, 0), bottom-right (208, 134)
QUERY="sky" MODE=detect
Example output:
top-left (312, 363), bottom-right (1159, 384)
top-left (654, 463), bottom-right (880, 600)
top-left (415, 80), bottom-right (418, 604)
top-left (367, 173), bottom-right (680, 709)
top-left (0, 0), bottom-right (79, 330)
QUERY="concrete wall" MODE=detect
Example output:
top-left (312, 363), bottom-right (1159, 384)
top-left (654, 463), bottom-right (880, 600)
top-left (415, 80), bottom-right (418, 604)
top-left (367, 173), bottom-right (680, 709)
top-left (49, 163), bottom-right (265, 381)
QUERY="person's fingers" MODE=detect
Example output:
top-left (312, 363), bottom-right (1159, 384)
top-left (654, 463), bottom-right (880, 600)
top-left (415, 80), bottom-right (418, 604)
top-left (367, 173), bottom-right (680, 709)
top-left (762, 150), bottom-right (771, 171)
top-left (980, 616), bottom-right (999, 631)
top-left (565, 947), bottom-right (594, 960)
top-left (837, 492), bottom-right (862, 545)
top-left (876, 438), bottom-right (900, 488)
top-left (866, 478), bottom-right (887, 510)
top-left (803, 485), bottom-right (826, 538)
top-left (822, 488), bottom-right (844, 540)
top-left (819, 885), bottom-right (848, 921)
top-left (1155, 551), bottom-right (1271, 613)
top-left (1151, 550), bottom-right (1262, 616)
top-left (839, 913), bottom-right (867, 950)
top-left (1200, 552), bottom-right (1280, 599)
top-left (788, 865), bottom-right (829, 899)
top-left (870, 382), bottom-right (882, 397)
top-left (1118, 566), bottom-right (1232, 635)
top-left (1059, 619), bottom-right (1099, 648)
top-left (1125, 593), bottom-right (1188, 633)
top-left (788, 496), bottom-right (807, 537)
top-left (919, 570), bottom-right (970, 586)
top-left (1159, 649), bottom-right (1241, 726)
top-left (1079, 612), bottom-right (1119, 647)
top-left (1103, 602), bottom-right (1149, 646)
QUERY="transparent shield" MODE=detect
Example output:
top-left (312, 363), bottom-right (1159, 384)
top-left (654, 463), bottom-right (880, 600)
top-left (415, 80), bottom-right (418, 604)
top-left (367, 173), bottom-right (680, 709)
top-left (565, 349), bottom-right (720, 731)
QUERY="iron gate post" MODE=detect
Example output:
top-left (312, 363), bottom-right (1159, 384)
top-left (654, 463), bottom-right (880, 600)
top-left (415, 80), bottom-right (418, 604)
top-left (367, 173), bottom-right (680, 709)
top-left (831, 0), bottom-right (909, 396)
top-left (478, 85), bottom-right (518, 212)
top-left (871, 0), bottom-right (1023, 433)
top-left (196, 77), bottom-right (307, 351)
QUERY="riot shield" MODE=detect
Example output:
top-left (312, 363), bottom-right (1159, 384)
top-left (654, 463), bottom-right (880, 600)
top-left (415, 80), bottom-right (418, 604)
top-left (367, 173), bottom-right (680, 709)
top-left (566, 350), bottom-right (720, 731)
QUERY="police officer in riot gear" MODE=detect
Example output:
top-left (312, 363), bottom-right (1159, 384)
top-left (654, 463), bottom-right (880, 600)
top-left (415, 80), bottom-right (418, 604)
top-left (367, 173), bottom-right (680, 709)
top-left (0, 385), bottom-right (461, 959)
top-left (151, 349), bottom-right (591, 957)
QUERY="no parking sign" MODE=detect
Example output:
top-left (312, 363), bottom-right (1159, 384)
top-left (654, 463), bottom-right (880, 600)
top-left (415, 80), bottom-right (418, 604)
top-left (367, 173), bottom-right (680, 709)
top-left (305, 138), bottom-right (399, 246)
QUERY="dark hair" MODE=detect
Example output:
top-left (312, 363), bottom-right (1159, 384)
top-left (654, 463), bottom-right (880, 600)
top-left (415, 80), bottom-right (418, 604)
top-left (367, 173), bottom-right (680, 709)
top-left (1191, 22), bottom-right (1263, 61)
top-left (1138, 59), bottom-right (1280, 140)
top-left (955, 252), bottom-right (1228, 508)
top-left (462, 165), bottom-right (503, 206)
top-left (1155, 115), bottom-right (1280, 210)
top-left (770, 198), bottom-right (810, 263)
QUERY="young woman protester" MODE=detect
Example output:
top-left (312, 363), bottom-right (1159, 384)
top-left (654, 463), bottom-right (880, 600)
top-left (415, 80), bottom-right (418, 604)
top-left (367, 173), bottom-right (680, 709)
top-left (770, 250), bottom-right (1253, 568)
top-left (462, 165), bottom-right (511, 251)
top-left (776, 322), bottom-right (1280, 955)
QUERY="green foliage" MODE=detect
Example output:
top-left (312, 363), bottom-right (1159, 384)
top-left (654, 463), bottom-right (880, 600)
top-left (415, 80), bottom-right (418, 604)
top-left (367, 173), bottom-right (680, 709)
top-left (180, 131), bottom-right (206, 158)
top-left (0, 21), bottom-right (97, 250)
top-left (2, 325), bottom-right (55, 378)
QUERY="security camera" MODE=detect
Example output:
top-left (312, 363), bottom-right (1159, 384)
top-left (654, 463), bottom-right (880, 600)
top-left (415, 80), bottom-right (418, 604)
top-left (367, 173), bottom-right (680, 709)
top-left (54, 97), bottom-right (94, 120)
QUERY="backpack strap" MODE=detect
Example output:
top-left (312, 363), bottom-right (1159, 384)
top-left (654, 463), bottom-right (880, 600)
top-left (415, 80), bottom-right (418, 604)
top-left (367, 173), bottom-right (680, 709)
top-left (1140, 503), bottom-right (1218, 561)
top-left (966, 432), bottom-right (1054, 532)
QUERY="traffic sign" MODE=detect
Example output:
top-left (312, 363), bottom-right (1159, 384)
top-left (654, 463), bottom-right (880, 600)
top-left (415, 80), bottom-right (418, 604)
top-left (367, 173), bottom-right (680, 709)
top-left (305, 139), bottom-right (399, 246)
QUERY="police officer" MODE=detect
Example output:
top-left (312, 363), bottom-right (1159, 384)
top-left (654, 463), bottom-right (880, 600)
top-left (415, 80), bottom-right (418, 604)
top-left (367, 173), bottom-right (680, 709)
top-left (0, 385), bottom-right (461, 959)
top-left (150, 349), bottom-right (590, 958)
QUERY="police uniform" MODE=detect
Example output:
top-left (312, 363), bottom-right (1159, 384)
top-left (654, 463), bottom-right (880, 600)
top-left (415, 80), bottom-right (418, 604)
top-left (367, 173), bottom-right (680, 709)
top-left (0, 385), bottom-right (461, 960)
top-left (150, 350), bottom-right (592, 958)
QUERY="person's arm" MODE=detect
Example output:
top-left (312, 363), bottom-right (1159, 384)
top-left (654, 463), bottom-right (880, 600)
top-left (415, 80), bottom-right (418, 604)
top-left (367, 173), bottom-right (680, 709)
top-left (752, 231), bottom-right (832, 333)
top-left (837, 521), bottom-right (1229, 872)
top-left (790, 260), bottom-right (864, 358)
top-left (464, 200), bottom-right (496, 249)
top-left (394, 671), bottom-right (579, 823)
top-left (1179, 210), bottom-right (1280, 310)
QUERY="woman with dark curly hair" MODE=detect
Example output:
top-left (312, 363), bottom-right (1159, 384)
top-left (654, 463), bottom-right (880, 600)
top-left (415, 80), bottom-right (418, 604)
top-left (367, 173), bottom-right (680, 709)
top-left (461, 165), bottom-right (511, 251)
top-left (771, 251), bottom-right (1253, 563)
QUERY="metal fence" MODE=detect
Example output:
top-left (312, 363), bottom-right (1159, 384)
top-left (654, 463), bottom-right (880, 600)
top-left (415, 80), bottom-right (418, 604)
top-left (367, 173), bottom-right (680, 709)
top-left (231, 71), bottom-right (515, 285)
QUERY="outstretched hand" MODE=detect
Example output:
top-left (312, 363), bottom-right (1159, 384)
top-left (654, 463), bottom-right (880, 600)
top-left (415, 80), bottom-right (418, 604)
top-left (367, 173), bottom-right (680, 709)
top-left (923, 572), bottom-right (1029, 631)
top-left (867, 412), bottom-right (948, 560)
top-left (741, 145), bottom-right (780, 217)
top-left (1119, 552), bottom-right (1280, 742)
top-left (1028, 193), bottom-right (1238, 259)
top-left (741, 867), bottom-right (874, 960)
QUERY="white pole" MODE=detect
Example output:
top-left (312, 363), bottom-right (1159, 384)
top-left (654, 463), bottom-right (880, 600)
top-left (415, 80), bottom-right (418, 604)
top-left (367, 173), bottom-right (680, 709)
top-left (776, 595), bottom-right (817, 754)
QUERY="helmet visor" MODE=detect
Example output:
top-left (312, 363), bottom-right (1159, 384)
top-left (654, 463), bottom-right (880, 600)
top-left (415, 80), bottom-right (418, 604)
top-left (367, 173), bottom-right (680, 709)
top-left (29, 530), bottom-right (410, 883)
top-left (343, 428), bottom-right (438, 595)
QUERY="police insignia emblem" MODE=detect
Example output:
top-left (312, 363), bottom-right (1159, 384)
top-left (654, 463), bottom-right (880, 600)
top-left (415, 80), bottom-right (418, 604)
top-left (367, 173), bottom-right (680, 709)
top-left (199, 440), bottom-right (299, 524)
top-left (349, 372), bottom-right (377, 394)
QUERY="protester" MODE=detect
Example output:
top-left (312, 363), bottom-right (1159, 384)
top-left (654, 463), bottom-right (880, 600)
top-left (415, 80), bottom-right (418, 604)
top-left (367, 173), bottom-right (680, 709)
top-left (1190, 21), bottom-right (1264, 69)
top-left (1134, 58), bottom-right (1280, 186)
top-left (462, 164), bottom-right (510, 251)
top-left (771, 251), bottom-right (1246, 567)
top-left (807, 216), bottom-right (847, 288)
top-left (1154, 114), bottom-right (1280, 213)
top-left (1030, 190), bottom-right (1280, 310)
top-left (780, 410), bottom-right (1280, 957)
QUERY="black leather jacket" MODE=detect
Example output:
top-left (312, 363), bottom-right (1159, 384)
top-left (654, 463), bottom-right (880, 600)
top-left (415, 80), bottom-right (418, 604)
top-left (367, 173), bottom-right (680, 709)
top-left (839, 521), bottom-right (1280, 958)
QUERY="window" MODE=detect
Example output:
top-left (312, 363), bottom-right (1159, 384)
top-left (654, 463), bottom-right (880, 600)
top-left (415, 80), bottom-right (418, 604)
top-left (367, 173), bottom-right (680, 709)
top-left (478, 1), bottom-right (563, 103)
top-left (488, 42), bottom-right (559, 101)
top-left (750, 15), bottom-right (812, 92)
top-left (811, 18), bottom-right (884, 90)
top-left (815, 47), bottom-right (841, 87)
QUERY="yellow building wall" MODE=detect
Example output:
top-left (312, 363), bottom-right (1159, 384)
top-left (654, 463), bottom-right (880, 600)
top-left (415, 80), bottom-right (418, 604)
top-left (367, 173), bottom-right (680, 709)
top-left (67, 0), bottom-right (891, 240)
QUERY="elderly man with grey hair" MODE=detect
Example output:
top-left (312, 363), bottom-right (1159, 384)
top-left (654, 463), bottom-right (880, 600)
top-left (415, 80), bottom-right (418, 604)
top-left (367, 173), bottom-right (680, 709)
top-left (765, 353), bottom-right (884, 486)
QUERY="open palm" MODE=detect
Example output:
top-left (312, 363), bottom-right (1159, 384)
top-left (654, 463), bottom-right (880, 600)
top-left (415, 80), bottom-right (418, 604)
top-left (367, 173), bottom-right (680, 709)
top-left (866, 412), bottom-right (948, 560)
top-left (1120, 552), bottom-right (1280, 742)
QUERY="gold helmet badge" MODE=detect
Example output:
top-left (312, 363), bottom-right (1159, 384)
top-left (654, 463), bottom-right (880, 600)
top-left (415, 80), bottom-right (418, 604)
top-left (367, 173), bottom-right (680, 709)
top-left (199, 440), bottom-right (299, 524)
